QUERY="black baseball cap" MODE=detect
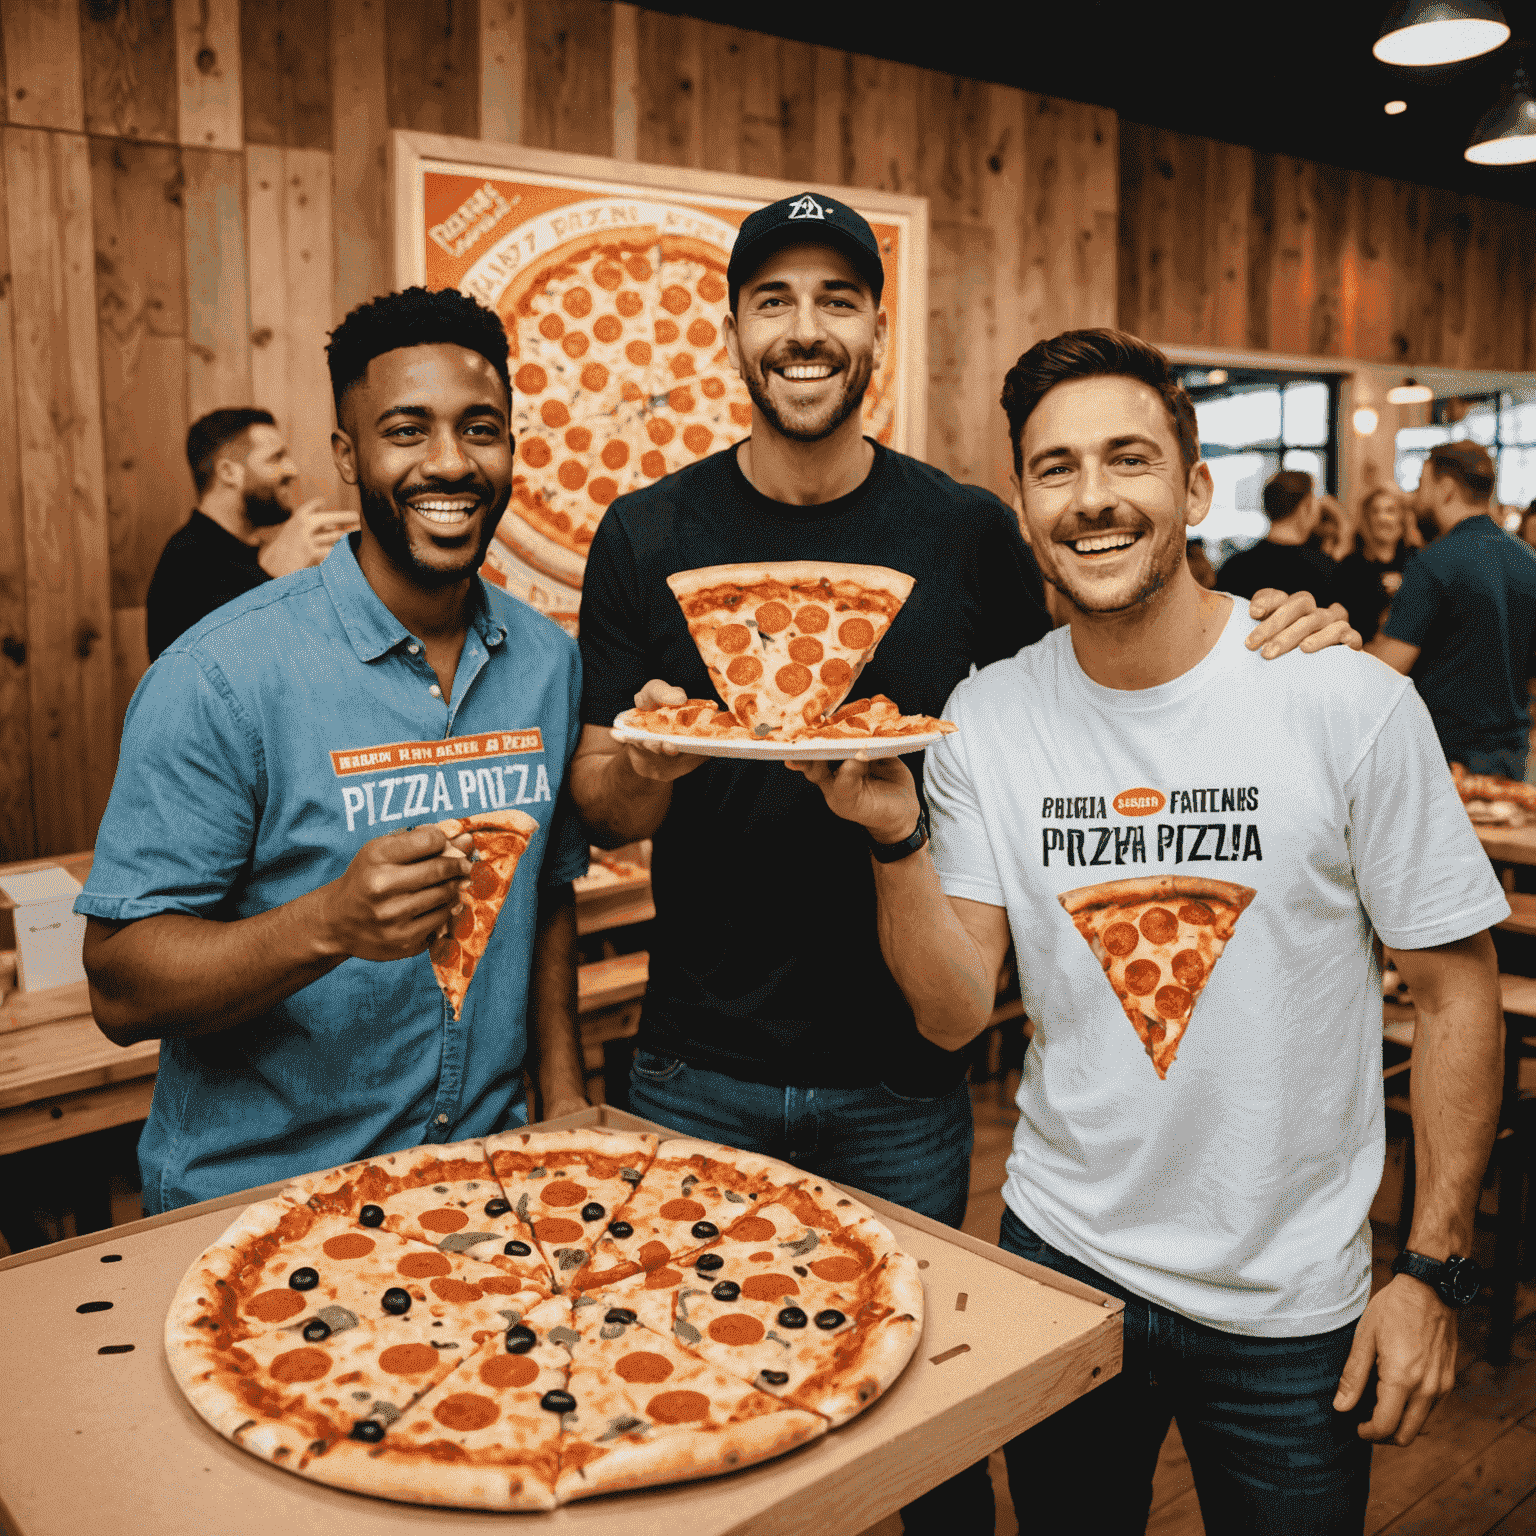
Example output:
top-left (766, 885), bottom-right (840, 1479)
top-left (726, 193), bottom-right (885, 308)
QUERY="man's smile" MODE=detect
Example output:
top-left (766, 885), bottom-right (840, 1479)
top-left (405, 493), bottom-right (482, 529)
top-left (1064, 529), bottom-right (1144, 556)
top-left (776, 362), bottom-right (838, 383)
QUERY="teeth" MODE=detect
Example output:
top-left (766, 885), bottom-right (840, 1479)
top-left (413, 500), bottom-right (476, 524)
top-left (779, 365), bottom-right (835, 381)
top-left (1071, 532), bottom-right (1139, 553)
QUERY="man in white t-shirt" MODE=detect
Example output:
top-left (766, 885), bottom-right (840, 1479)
top-left (791, 328), bottom-right (1507, 1534)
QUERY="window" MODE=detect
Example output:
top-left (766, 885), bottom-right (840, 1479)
top-left (1395, 392), bottom-right (1536, 507)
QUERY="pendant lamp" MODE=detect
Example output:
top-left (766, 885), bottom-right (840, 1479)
top-left (1387, 379), bottom-right (1435, 404)
top-left (1374, 0), bottom-right (1509, 66)
top-left (1466, 66), bottom-right (1536, 163)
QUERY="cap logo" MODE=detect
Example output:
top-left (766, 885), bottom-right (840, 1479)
top-left (786, 195), bottom-right (827, 222)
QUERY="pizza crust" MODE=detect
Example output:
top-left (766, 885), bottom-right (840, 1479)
top-left (665, 561), bottom-right (915, 606)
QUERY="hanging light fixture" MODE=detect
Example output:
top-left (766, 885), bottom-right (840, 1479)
top-left (1387, 378), bottom-right (1435, 404)
top-left (1466, 65), bottom-right (1536, 162)
top-left (1373, 0), bottom-right (1509, 66)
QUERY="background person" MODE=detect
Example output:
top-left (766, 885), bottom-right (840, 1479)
top-left (145, 407), bottom-right (359, 661)
top-left (77, 288), bottom-right (589, 1213)
top-left (1335, 486), bottom-right (1413, 642)
top-left (1217, 468), bottom-right (1343, 608)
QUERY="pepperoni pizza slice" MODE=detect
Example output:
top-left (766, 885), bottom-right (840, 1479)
top-left (429, 806), bottom-right (540, 1020)
top-left (1060, 875), bottom-right (1257, 1079)
top-left (666, 562), bottom-right (915, 737)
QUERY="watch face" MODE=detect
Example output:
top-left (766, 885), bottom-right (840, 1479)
top-left (1444, 1256), bottom-right (1481, 1307)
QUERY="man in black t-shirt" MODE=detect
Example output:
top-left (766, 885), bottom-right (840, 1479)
top-left (569, 199), bottom-right (1354, 1532)
top-left (1217, 469), bottom-right (1343, 610)
top-left (145, 408), bottom-right (357, 660)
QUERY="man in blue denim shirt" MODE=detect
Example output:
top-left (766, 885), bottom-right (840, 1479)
top-left (77, 288), bottom-right (590, 1213)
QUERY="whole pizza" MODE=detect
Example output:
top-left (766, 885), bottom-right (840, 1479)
top-left (166, 1126), bottom-right (924, 1509)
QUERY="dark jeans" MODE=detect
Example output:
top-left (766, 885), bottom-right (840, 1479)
top-left (627, 1049), bottom-right (992, 1533)
top-left (998, 1207), bottom-right (1373, 1536)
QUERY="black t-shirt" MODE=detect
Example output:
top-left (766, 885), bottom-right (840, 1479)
top-left (579, 441), bottom-right (1049, 1090)
top-left (1216, 540), bottom-right (1342, 609)
top-left (1333, 548), bottom-right (1409, 642)
top-left (146, 511), bottom-right (270, 661)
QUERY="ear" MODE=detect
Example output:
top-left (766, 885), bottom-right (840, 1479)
top-left (214, 453), bottom-right (244, 491)
top-left (722, 309), bottom-right (741, 376)
top-left (872, 307), bottom-right (888, 374)
top-left (1184, 461), bottom-right (1215, 529)
top-left (331, 427), bottom-right (358, 487)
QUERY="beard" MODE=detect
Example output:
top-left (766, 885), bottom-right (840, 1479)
top-left (357, 480), bottom-right (507, 590)
top-left (243, 488), bottom-right (291, 528)
top-left (741, 342), bottom-right (873, 443)
top-left (1040, 519), bottom-right (1182, 616)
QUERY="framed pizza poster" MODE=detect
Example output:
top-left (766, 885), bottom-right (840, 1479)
top-left (391, 131), bottom-right (930, 631)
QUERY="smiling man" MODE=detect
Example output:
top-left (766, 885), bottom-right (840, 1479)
top-left (77, 287), bottom-right (589, 1213)
top-left (792, 328), bottom-right (1507, 1534)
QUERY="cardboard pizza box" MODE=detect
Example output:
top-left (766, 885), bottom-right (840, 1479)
top-left (0, 1106), bottom-right (1122, 1536)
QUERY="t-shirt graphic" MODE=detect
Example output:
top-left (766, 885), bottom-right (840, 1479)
top-left (1059, 875), bottom-right (1255, 1079)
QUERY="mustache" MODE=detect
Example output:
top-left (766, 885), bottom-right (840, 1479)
top-left (763, 341), bottom-right (846, 370)
top-left (1054, 518), bottom-right (1147, 542)
top-left (397, 482), bottom-right (489, 506)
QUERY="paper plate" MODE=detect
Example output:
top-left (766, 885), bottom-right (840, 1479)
top-left (610, 710), bottom-right (951, 761)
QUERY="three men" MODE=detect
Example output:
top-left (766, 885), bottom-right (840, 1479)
top-left (146, 407), bottom-right (358, 661)
top-left (1369, 439), bottom-right (1536, 779)
top-left (78, 288), bottom-right (588, 1212)
top-left (794, 328), bottom-right (1506, 1534)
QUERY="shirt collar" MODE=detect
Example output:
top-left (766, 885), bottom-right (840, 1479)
top-left (320, 535), bottom-right (508, 661)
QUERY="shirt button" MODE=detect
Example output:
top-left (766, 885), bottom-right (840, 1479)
top-left (436, 1113), bottom-right (449, 1125)
top-left (429, 684), bottom-right (442, 698)
top-left (408, 643), bottom-right (420, 655)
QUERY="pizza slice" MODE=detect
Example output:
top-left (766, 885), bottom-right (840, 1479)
top-left (796, 695), bottom-right (958, 741)
top-left (483, 1127), bottom-right (659, 1286)
top-left (282, 1139), bottom-right (552, 1289)
top-left (298, 1296), bottom-right (573, 1510)
top-left (1059, 875), bottom-right (1257, 1079)
top-left (428, 806), bottom-right (540, 1019)
top-left (666, 562), bottom-right (915, 736)
top-left (553, 1293), bottom-right (825, 1502)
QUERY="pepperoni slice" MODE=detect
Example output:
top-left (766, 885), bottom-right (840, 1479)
top-left (1179, 901), bottom-right (1215, 926)
top-left (247, 1288), bottom-right (305, 1323)
top-left (794, 604), bottom-right (830, 633)
top-left (580, 361), bottom-right (609, 393)
top-left (1155, 984), bottom-right (1193, 1019)
top-left (775, 663), bottom-right (812, 697)
top-left (654, 318), bottom-right (680, 344)
top-left (708, 1313), bottom-right (764, 1346)
top-left (637, 1241), bottom-right (671, 1269)
top-left (620, 380), bottom-right (643, 402)
top-left (558, 460), bottom-right (587, 491)
top-left (671, 352), bottom-right (695, 378)
top-left (730, 401), bottom-right (752, 426)
top-left (647, 1389), bottom-right (710, 1424)
top-left (1171, 950), bottom-right (1206, 987)
top-left (741, 1273), bottom-right (799, 1301)
top-left (809, 1255), bottom-right (863, 1282)
top-left (838, 616), bottom-right (875, 649)
top-left (641, 450), bottom-right (667, 478)
top-left (480, 1353), bottom-right (538, 1389)
top-left (514, 363), bottom-right (547, 395)
top-left (593, 259), bottom-right (623, 291)
top-left (615, 1352), bottom-right (673, 1383)
top-left (593, 314), bottom-right (622, 344)
top-left (589, 478), bottom-right (618, 507)
top-left (727, 1216), bottom-right (776, 1242)
top-left (433, 1391), bottom-right (500, 1431)
top-left (789, 636), bottom-right (823, 664)
top-left (1140, 907), bottom-right (1179, 946)
top-left (697, 272), bottom-right (726, 302)
top-left (451, 907), bottom-right (474, 941)
top-left (644, 1265), bottom-right (682, 1289)
top-left (520, 439), bottom-right (553, 469)
top-left (379, 1343), bottom-right (440, 1376)
top-left (601, 440), bottom-right (630, 470)
top-left (540, 1180), bottom-right (588, 1207)
top-left (534, 1217), bottom-right (583, 1244)
top-left (820, 658), bottom-right (853, 689)
top-left (624, 255), bottom-right (652, 281)
top-left (687, 318), bottom-right (717, 347)
top-left (660, 284), bottom-right (692, 315)
top-left (1124, 958), bottom-right (1160, 996)
top-left (625, 340), bottom-right (652, 367)
top-left (562, 286), bottom-right (593, 318)
top-left (418, 1207), bottom-right (470, 1233)
top-left (668, 387), bottom-right (696, 413)
top-left (270, 1347), bottom-right (330, 1382)
top-left (647, 417), bottom-right (676, 445)
top-left (537, 313), bottom-right (564, 340)
top-left (615, 289), bottom-right (644, 317)
top-left (564, 425), bottom-right (593, 453)
top-left (682, 424), bottom-right (712, 454)
top-left (1103, 921), bottom-right (1140, 957)
top-left (715, 623), bottom-right (751, 654)
top-left (726, 656), bottom-right (763, 685)
top-left (398, 1250), bottom-right (452, 1278)
top-left (430, 935), bottom-right (459, 967)
top-left (561, 331), bottom-right (589, 358)
top-left (659, 1198), bottom-right (705, 1221)
top-left (755, 602), bottom-right (792, 635)
top-left (430, 1276), bottom-right (484, 1304)
top-left (700, 376), bottom-right (726, 398)
top-left (540, 400), bottom-right (571, 429)
top-left (323, 1233), bottom-right (375, 1260)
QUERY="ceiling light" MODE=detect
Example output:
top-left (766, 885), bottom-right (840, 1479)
top-left (1373, 0), bottom-right (1509, 66)
top-left (1385, 99), bottom-right (1409, 114)
top-left (1206, 368), bottom-right (1228, 385)
top-left (1353, 407), bottom-right (1381, 435)
top-left (1466, 67), bottom-right (1536, 163)
top-left (1387, 379), bottom-right (1435, 404)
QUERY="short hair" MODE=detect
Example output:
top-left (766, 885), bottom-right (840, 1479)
top-left (326, 287), bottom-right (512, 420)
top-left (1263, 470), bottom-right (1314, 522)
top-left (186, 408), bottom-right (275, 496)
top-left (1426, 439), bottom-right (1495, 503)
top-left (1000, 328), bottom-right (1200, 481)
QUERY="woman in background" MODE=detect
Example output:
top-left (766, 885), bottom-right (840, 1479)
top-left (1336, 486), bottom-right (1414, 641)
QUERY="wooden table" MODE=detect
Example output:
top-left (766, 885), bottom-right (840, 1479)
top-left (1476, 822), bottom-right (1536, 867)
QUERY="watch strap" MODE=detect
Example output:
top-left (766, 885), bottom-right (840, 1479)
top-left (1391, 1249), bottom-right (1481, 1307)
top-left (869, 805), bottom-right (929, 863)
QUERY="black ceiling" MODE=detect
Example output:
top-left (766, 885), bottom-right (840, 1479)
top-left (649, 0), bottom-right (1536, 211)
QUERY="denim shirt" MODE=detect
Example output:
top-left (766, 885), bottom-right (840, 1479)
top-left (78, 537), bottom-right (587, 1212)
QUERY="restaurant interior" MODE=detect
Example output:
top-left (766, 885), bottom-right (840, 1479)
top-left (2, 1), bottom-right (1536, 1532)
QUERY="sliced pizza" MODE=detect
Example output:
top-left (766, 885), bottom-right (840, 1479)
top-left (665, 562), bottom-right (914, 737)
top-left (429, 807), bottom-right (540, 1019)
top-left (796, 695), bottom-right (958, 740)
top-left (553, 1293), bottom-right (825, 1502)
top-left (1059, 875), bottom-right (1257, 1079)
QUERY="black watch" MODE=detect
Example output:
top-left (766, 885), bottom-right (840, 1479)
top-left (1390, 1250), bottom-right (1482, 1308)
top-left (869, 805), bottom-right (929, 863)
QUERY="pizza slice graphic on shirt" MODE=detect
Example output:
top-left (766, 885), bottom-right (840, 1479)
top-left (1059, 875), bottom-right (1256, 1079)
top-left (429, 807), bottom-right (540, 1019)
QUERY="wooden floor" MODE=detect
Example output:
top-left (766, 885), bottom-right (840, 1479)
top-left (861, 1084), bottom-right (1536, 1536)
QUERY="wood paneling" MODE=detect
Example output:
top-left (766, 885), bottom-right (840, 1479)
top-left (523, 0), bottom-right (611, 157)
top-left (0, 0), bottom-right (82, 131)
top-left (174, 0), bottom-right (242, 150)
top-left (609, 1), bottom-right (636, 161)
top-left (635, 9), bottom-right (701, 169)
top-left (240, 0), bottom-right (331, 150)
top-left (79, 0), bottom-right (178, 144)
top-left (3, 127), bottom-right (114, 852)
top-left (181, 145), bottom-right (249, 421)
top-left (385, 0), bottom-right (479, 141)
top-left (331, 0), bottom-right (388, 312)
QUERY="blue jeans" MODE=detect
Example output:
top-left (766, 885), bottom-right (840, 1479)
top-left (998, 1208), bottom-right (1373, 1536)
top-left (628, 1049), bottom-right (992, 1532)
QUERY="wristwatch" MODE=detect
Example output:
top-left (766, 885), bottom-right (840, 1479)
top-left (1390, 1250), bottom-right (1483, 1308)
top-left (868, 805), bottom-right (930, 864)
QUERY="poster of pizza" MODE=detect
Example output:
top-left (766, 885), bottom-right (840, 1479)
top-left (392, 133), bottom-right (928, 631)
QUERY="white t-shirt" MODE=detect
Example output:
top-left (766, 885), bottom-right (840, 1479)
top-left (928, 604), bottom-right (1508, 1337)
